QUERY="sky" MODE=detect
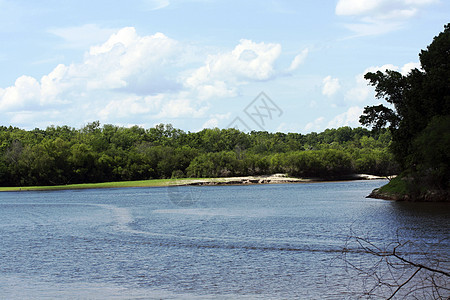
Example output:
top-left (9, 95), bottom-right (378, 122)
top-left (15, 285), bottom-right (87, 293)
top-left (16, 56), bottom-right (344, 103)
top-left (0, 0), bottom-right (448, 133)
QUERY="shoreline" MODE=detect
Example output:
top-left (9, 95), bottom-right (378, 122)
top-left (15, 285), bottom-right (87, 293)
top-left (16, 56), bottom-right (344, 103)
top-left (0, 173), bottom-right (388, 192)
top-left (169, 173), bottom-right (387, 186)
top-left (365, 176), bottom-right (450, 202)
top-left (367, 187), bottom-right (450, 202)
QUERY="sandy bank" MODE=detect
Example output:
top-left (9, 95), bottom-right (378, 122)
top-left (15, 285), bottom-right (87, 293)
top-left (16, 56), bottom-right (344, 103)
top-left (169, 173), bottom-right (388, 186)
top-left (0, 173), bottom-right (389, 192)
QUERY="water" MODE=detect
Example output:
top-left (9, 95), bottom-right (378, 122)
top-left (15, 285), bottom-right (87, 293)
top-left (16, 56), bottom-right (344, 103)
top-left (0, 180), bottom-right (448, 299)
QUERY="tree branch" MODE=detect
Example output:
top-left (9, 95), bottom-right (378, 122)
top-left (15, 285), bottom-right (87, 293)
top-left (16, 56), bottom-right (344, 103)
top-left (387, 267), bottom-right (422, 300)
top-left (393, 244), bottom-right (450, 277)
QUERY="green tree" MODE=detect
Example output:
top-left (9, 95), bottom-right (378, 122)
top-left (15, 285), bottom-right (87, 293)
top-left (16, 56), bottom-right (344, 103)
top-left (360, 23), bottom-right (450, 197)
top-left (68, 143), bottom-right (97, 183)
top-left (0, 121), bottom-right (398, 186)
top-left (360, 24), bottom-right (449, 168)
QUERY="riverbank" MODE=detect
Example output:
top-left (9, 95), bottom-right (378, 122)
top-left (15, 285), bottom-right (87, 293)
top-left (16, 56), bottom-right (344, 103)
top-left (367, 176), bottom-right (450, 202)
top-left (368, 187), bottom-right (450, 202)
top-left (0, 173), bottom-right (388, 192)
top-left (170, 173), bottom-right (386, 186)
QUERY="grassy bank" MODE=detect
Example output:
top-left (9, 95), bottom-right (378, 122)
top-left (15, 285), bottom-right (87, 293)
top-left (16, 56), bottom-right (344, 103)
top-left (0, 178), bottom-right (203, 192)
top-left (367, 176), bottom-right (412, 201)
top-left (368, 175), bottom-right (449, 202)
top-left (0, 176), bottom-right (304, 192)
top-left (377, 176), bottom-right (408, 195)
top-left (0, 174), bottom-right (389, 193)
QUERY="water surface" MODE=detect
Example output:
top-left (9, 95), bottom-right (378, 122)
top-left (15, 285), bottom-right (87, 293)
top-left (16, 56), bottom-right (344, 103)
top-left (0, 180), bottom-right (448, 299)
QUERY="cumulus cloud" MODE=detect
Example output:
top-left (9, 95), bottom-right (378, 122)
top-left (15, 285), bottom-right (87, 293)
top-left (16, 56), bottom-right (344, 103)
top-left (98, 95), bottom-right (164, 120)
top-left (156, 98), bottom-right (209, 119)
top-left (1, 28), bottom-right (183, 113)
top-left (327, 106), bottom-right (363, 128)
top-left (185, 39), bottom-right (282, 99)
top-left (336, 0), bottom-right (439, 36)
top-left (0, 27), bottom-right (303, 128)
top-left (345, 62), bottom-right (419, 103)
top-left (0, 75), bottom-right (41, 111)
top-left (304, 116), bottom-right (325, 132)
top-left (322, 76), bottom-right (341, 97)
top-left (336, 0), bottom-right (380, 16)
top-left (401, 62), bottom-right (421, 75)
top-left (202, 113), bottom-right (231, 129)
top-left (86, 28), bottom-right (182, 93)
top-left (275, 122), bottom-right (297, 133)
top-left (0, 27), bottom-right (189, 126)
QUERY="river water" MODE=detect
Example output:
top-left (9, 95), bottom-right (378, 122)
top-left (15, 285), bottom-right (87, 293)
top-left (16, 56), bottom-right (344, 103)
top-left (0, 180), bottom-right (448, 299)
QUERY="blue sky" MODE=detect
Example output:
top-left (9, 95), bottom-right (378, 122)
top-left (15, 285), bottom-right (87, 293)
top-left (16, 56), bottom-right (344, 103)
top-left (0, 0), bottom-right (448, 132)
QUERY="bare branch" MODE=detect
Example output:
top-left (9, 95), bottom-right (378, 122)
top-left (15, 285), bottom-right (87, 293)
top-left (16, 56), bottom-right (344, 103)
top-left (393, 245), bottom-right (450, 277)
top-left (387, 267), bottom-right (421, 300)
top-left (340, 231), bottom-right (450, 299)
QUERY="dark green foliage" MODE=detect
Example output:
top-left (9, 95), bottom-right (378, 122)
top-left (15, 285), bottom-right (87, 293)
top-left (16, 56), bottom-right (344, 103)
top-left (360, 23), bottom-right (450, 195)
top-left (0, 122), bottom-right (396, 186)
top-left (412, 115), bottom-right (450, 189)
top-left (281, 149), bottom-right (352, 178)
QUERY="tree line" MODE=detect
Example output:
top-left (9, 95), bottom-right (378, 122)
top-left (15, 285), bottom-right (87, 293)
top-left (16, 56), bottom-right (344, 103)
top-left (0, 122), bottom-right (397, 187)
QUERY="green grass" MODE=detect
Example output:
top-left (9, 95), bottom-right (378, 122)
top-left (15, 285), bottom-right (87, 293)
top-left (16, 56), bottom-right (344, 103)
top-left (377, 176), bottom-right (408, 195)
top-left (0, 178), bottom-right (204, 192)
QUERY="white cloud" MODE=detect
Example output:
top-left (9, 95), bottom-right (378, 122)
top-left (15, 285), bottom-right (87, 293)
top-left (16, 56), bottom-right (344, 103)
top-left (142, 0), bottom-right (170, 10)
top-left (404, 0), bottom-right (438, 4)
top-left (202, 113), bottom-right (231, 129)
top-left (89, 27), bottom-right (141, 55)
top-left (0, 75), bottom-right (40, 111)
top-left (336, 0), bottom-right (439, 36)
top-left (156, 98), bottom-right (209, 119)
top-left (0, 27), bottom-right (296, 128)
top-left (98, 95), bottom-right (164, 120)
top-left (49, 24), bottom-right (118, 49)
top-left (304, 116), bottom-right (325, 132)
top-left (288, 48), bottom-right (309, 71)
top-left (185, 39), bottom-right (282, 99)
top-left (336, 0), bottom-right (437, 17)
top-left (345, 62), bottom-right (418, 103)
top-left (86, 28), bottom-right (181, 93)
top-left (327, 106), bottom-right (363, 128)
top-left (401, 62), bottom-right (421, 75)
top-left (98, 94), bottom-right (209, 123)
top-left (322, 76), bottom-right (341, 97)
top-left (201, 118), bottom-right (218, 129)
top-left (276, 122), bottom-right (302, 133)
top-left (1, 27), bottom-right (183, 113)
top-left (345, 78), bottom-right (371, 103)
top-left (10, 111), bottom-right (37, 124)
top-left (336, 0), bottom-right (380, 16)
top-left (342, 21), bottom-right (405, 37)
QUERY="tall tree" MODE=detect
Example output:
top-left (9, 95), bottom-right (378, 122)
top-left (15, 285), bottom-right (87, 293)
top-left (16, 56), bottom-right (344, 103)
top-left (360, 23), bottom-right (450, 193)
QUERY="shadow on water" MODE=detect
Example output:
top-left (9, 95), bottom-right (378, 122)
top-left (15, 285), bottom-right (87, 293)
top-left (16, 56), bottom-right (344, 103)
top-left (389, 201), bottom-right (450, 224)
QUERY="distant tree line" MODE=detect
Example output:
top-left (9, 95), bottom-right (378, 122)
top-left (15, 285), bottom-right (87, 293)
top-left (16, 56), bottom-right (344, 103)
top-left (0, 122), bottom-right (397, 186)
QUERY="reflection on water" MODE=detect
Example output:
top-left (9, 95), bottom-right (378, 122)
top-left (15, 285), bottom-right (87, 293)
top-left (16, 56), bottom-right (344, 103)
top-left (0, 180), bottom-right (448, 299)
